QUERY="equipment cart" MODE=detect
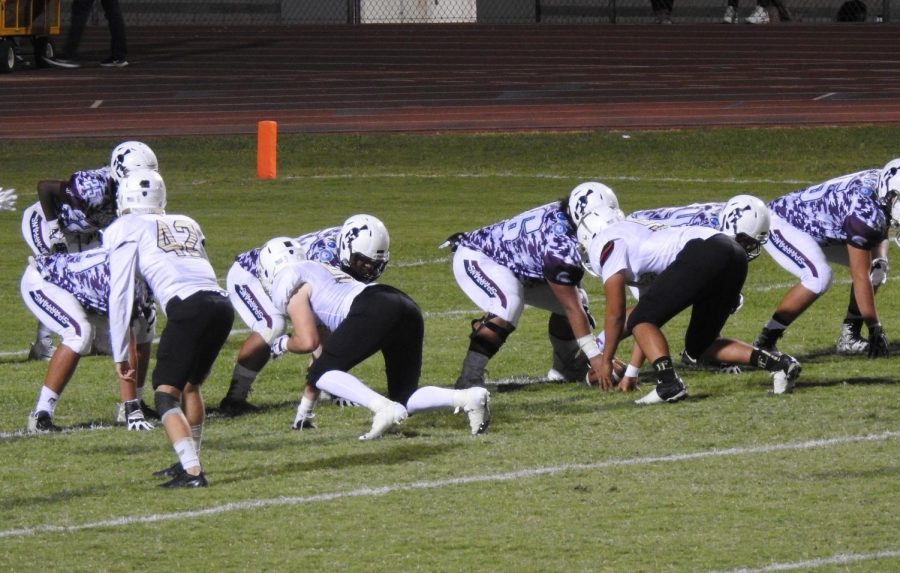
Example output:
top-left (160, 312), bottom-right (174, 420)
top-left (1, 0), bottom-right (60, 72)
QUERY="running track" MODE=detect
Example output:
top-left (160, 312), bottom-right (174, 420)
top-left (3, 24), bottom-right (900, 138)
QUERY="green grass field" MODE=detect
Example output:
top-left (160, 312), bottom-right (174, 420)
top-left (1, 128), bottom-right (898, 572)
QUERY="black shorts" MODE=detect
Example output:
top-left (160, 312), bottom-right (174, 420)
top-left (626, 234), bottom-right (747, 358)
top-left (152, 291), bottom-right (235, 391)
top-left (307, 284), bottom-right (424, 405)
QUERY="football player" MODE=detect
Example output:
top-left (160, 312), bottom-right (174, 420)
top-left (20, 141), bottom-right (158, 361)
top-left (577, 202), bottom-right (801, 404)
top-left (625, 194), bottom-right (766, 371)
top-left (441, 181), bottom-right (619, 390)
top-left (753, 161), bottom-right (894, 358)
top-left (105, 170), bottom-right (234, 488)
top-left (20, 247), bottom-right (156, 433)
top-left (259, 237), bottom-right (491, 439)
top-left (220, 214), bottom-right (390, 416)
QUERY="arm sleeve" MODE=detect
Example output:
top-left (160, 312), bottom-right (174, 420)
top-left (108, 238), bottom-right (139, 363)
top-left (844, 213), bottom-right (886, 250)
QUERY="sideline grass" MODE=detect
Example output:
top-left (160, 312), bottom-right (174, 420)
top-left (0, 128), bottom-right (898, 572)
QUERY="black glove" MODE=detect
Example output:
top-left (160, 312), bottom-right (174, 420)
top-left (867, 323), bottom-right (890, 358)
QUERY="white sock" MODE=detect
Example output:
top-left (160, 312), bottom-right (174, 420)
top-left (136, 386), bottom-right (144, 401)
top-left (35, 386), bottom-right (60, 415)
top-left (294, 396), bottom-right (316, 425)
top-left (406, 386), bottom-right (456, 414)
top-left (191, 424), bottom-right (203, 452)
top-left (174, 437), bottom-right (200, 473)
top-left (316, 371), bottom-right (386, 411)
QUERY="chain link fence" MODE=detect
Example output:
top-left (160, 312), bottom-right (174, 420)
top-left (61, 0), bottom-right (894, 25)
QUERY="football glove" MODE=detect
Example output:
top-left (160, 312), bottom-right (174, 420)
top-left (270, 334), bottom-right (289, 360)
top-left (126, 410), bottom-right (154, 431)
top-left (46, 220), bottom-right (68, 253)
top-left (0, 187), bottom-right (17, 212)
top-left (867, 323), bottom-right (890, 358)
top-left (870, 257), bottom-right (889, 287)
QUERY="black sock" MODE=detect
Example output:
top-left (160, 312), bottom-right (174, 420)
top-left (652, 356), bottom-right (679, 385)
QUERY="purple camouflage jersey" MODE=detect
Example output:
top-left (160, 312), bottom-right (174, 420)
top-left (458, 202), bottom-right (584, 285)
top-left (33, 248), bottom-right (152, 317)
top-left (235, 226), bottom-right (341, 275)
top-left (57, 167), bottom-right (117, 234)
top-left (627, 202), bottom-right (725, 229)
top-left (769, 170), bottom-right (887, 249)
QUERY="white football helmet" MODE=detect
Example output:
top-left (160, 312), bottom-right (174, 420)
top-left (567, 181), bottom-right (620, 227)
top-left (258, 237), bottom-right (304, 294)
top-left (110, 141), bottom-right (159, 182)
top-left (576, 204), bottom-right (625, 251)
top-left (719, 194), bottom-right (770, 260)
top-left (116, 169), bottom-right (166, 216)
top-left (339, 214), bottom-right (390, 283)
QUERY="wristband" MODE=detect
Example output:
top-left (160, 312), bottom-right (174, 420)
top-left (576, 334), bottom-right (602, 359)
top-left (624, 364), bottom-right (641, 378)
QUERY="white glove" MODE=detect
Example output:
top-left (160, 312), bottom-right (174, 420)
top-left (270, 334), bottom-right (289, 360)
top-left (0, 187), bottom-right (17, 212)
top-left (870, 257), bottom-right (889, 287)
top-left (126, 411), bottom-right (154, 431)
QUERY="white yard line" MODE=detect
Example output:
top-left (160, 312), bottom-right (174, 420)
top-left (284, 173), bottom-right (814, 186)
top-left (0, 430), bottom-right (896, 540)
top-left (712, 549), bottom-right (900, 573)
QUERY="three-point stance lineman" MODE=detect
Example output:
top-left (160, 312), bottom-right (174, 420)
top-left (444, 182), bottom-right (619, 388)
top-left (105, 170), bottom-right (234, 488)
top-left (578, 202), bottom-right (801, 403)
top-left (220, 214), bottom-right (390, 415)
top-left (258, 238), bottom-right (490, 439)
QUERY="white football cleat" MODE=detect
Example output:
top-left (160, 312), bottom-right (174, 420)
top-left (771, 354), bottom-right (801, 395)
top-left (546, 368), bottom-right (566, 381)
top-left (835, 323), bottom-right (869, 355)
top-left (745, 5), bottom-right (770, 23)
top-left (359, 401), bottom-right (408, 441)
top-left (635, 379), bottom-right (687, 405)
top-left (461, 387), bottom-right (491, 435)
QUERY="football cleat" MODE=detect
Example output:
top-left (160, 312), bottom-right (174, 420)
top-left (546, 368), bottom-right (567, 382)
top-left (771, 354), bottom-right (801, 395)
top-left (359, 401), bottom-right (408, 441)
top-left (218, 396), bottom-right (261, 417)
top-left (152, 461), bottom-right (185, 479)
top-left (26, 410), bottom-right (62, 433)
top-left (292, 413), bottom-right (317, 431)
top-left (457, 387), bottom-right (491, 435)
top-left (160, 471), bottom-right (208, 488)
top-left (635, 378), bottom-right (688, 405)
top-left (27, 342), bottom-right (55, 361)
top-left (835, 323), bottom-right (869, 355)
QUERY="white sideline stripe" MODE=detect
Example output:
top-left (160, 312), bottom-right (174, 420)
top-left (713, 549), bottom-right (900, 573)
top-left (0, 276), bottom-right (857, 359)
top-left (812, 92), bottom-right (836, 101)
top-left (285, 173), bottom-right (814, 186)
top-left (0, 430), bottom-right (896, 540)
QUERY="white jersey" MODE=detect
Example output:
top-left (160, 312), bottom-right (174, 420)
top-left (104, 212), bottom-right (224, 362)
top-left (270, 260), bottom-right (367, 333)
top-left (585, 220), bottom-right (719, 297)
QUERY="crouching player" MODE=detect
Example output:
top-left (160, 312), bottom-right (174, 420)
top-left (578, 200), bottom-right (801, 403)
top-left (221, 214), bottom-right (390, 415)
top-left (257, 237), bottom-right (491, 439)
top-left (20, 247), bottom-right (156, 432)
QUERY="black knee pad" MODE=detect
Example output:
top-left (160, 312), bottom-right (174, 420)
top-left (469, 314), bottom-right (514, 356)
top-left (154, 391), bottom-right (181, 419)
